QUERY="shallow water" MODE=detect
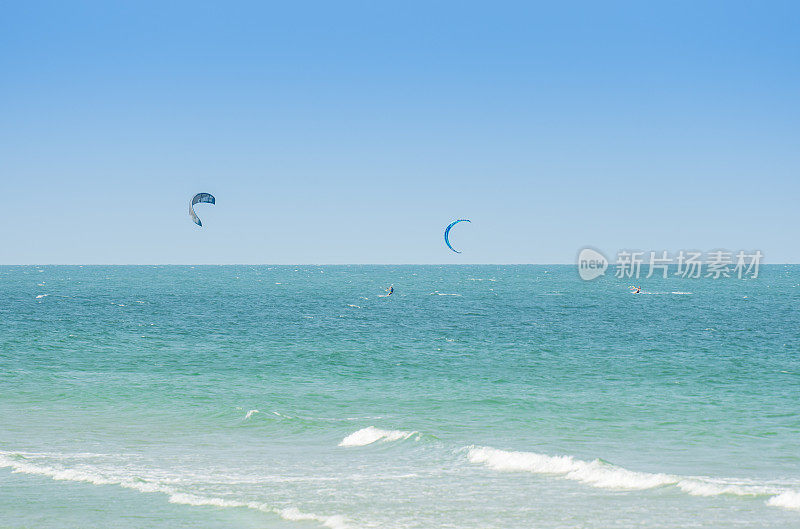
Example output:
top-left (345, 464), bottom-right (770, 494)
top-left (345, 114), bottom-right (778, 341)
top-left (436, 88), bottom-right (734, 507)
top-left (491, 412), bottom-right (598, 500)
top-left (1, 265), bottom-right (799, 528)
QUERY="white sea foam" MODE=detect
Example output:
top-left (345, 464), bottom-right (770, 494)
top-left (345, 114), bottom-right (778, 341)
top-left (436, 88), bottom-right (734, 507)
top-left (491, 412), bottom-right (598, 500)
top-left (124, 479), bottom-right (173, 494)
top-left (279, 507), bottom-right (349, 529)
top-left (466, 446), bottom-right (800, 511)
top-left (244, 409), bottom-right (259, 419)
top-left (0, 455), bottom-right (116, 486)
top-left (0, 453), bottom-right (173, 494)
top-left (168, 494), bottom-right (349, 527)
top-left (677, 478), bottom-right (779, 497)
top-left (767, 491), bottom-right (800, 510)
top-left (0, 452), bottom-right (350, 528)
top-left (338, 427), bottom-right (417, 447)
top-left (35, 294), bottom-right (48, 299)
top-left (169, 493), bottom-right (247, 508)
top-left (466, 446), bottom-right (675, 490)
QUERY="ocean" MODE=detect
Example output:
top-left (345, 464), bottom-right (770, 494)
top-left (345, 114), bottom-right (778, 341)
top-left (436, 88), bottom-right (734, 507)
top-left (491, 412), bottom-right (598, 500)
top-left (1, 265), bottom-right (799, 528)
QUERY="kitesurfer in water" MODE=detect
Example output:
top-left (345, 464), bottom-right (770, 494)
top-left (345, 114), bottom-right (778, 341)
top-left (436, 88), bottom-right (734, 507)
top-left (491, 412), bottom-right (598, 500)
top-left (387, 285), bottom-right (394, 296)
top-left (634, 286), bottom-right (641, 294)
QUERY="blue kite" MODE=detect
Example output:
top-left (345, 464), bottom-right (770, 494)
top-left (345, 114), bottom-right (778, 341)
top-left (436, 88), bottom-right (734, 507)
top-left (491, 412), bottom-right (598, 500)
top-left (444, 219), bottom-right (471, 253)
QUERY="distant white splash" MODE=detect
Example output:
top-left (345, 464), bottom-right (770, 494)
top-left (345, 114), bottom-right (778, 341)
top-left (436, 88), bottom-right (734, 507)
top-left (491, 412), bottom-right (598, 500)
top-left (244, 409), bottom-right (259, 420)
top-left (35, 294), bottom-right (48, 299)
top-left (338, 427), bottom-right (418, 447)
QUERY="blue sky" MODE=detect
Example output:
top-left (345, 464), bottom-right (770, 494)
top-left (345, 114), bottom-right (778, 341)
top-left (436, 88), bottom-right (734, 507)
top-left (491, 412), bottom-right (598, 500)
top-left (1, 1), bottom-right (798, 264)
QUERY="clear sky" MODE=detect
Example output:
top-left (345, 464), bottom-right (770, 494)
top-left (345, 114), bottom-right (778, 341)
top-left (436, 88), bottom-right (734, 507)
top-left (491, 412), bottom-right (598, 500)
top-left (1, 1), bottom-right (798, 264)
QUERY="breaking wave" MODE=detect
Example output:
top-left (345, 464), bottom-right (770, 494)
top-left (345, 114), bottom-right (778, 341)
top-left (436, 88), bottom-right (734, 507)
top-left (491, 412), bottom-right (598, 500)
top-left (465, 446), bottom-right (800, 510)
top-left (167, 494), bottom-right (348, 529)
top-left (466, 446), bottom-right (673, 490)
top-left (767, 491), bottom-right (800, 511)
top-left (0, 451), bottom-right (349, 529)
top-left (338, 427), bottom-right (418, 447)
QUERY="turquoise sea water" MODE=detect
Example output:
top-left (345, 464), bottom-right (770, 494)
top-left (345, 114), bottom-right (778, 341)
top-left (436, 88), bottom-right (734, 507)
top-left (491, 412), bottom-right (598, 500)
top-left (1, 265), bottom-right (799, 528)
